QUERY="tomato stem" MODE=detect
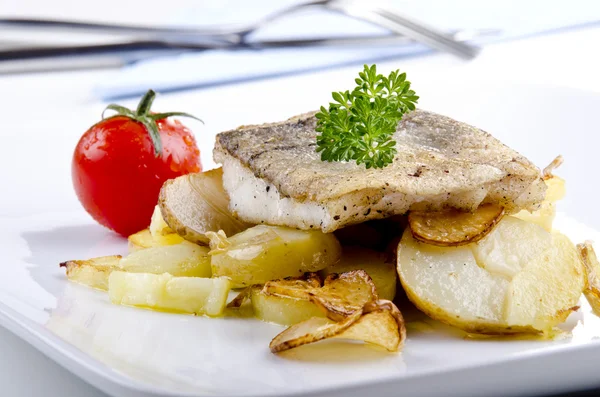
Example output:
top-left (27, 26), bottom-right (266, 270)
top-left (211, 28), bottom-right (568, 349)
top-left (136, 89), bottom-right (156, 116)
top-left (102, 89), bottom-right (202, 158)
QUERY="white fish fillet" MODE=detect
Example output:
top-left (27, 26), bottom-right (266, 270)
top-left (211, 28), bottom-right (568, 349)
top-left (214, 110), bottom-right (546, 233)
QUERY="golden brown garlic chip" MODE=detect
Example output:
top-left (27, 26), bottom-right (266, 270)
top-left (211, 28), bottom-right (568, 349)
top-left (408, 203), bottom-right (504, 247)
top-left (264, 270), bottom-right (405, 353)
top-left (269, 300), bottom-right (405, 353)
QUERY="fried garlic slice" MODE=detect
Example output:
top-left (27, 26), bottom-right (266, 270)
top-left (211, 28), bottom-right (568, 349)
top-left (264, 270), bottom-right (405, 353)
top-left (409, 203), bottom-right (504, 247)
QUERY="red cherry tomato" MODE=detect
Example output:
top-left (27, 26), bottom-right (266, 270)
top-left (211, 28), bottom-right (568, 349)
top-left (72, 90), bottom-right (202, 236)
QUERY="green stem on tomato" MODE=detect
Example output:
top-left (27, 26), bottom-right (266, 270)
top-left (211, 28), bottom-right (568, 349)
top-left (136, 89), bottom-right (157, 116)
top-left (102, 89), bottom-right (202, 158)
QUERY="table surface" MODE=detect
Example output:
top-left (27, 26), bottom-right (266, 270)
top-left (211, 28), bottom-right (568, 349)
top-left (1, 7), bottom-right (600, 397)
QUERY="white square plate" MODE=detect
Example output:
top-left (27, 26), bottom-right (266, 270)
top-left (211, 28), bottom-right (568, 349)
top-left (2, 68), bottom-right (600, 397)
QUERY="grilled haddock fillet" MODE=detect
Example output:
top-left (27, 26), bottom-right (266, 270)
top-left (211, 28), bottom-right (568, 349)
top-left (214, 110), bottom-right (546, 233)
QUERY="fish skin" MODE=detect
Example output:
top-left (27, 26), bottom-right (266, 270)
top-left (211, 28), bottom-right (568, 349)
top-left (214, 110), bottom-right (546, 232)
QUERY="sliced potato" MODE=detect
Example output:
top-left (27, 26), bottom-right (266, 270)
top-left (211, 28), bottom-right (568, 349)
top-left (321, 246), bottom-right (397, 301)
top-left (60, 256), bottom-right (121, 290)
top-left (472, 217), bottom-right (551, 278)
top-left (226, 274), bottom-right (325, 325)
top-left (408, 204), bottom-right (504, 247)
top-left (62, 242), bottom-right (211, 290)
top-left (128, 229), bottom-right (155, 252)
top-left (108, 272), bottom-right (231, 316)
top-left (208, 225), bottom-right (341, 287)
top-left (398, 216), bottom-right (585, 334)
top-left (149, 206), bottom-right (185, 246)
top-left (119, 241), bottom-right (211, 278)
top-left (251, 288), bottom-right (325, 326)
top-left (578, 241), bottom-right (600, 317)
top-left (159, 168), bottom-right (252, 245)
top-left (505, 232), bottom-right (584, 329)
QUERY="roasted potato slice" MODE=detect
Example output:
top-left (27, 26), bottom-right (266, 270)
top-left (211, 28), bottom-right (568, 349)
top-left (61, 241), bottom-right (211, 290)
top-left (127, 229), bottom-right (155, 252)
top-left (60, 256), bottom-right (121, 290)
top-left (578, 241), bottom-right (600, 316)
top-left (149, 206), bottom-right (185, 246)
top-left (159, 168), bottom-right (252, 245)
top-left (408, 203), bottom-right (504, 247)
top-left (208, 225), bottom-right (341, 287)
top-left (398, 216), bottom-right (585, 334)
top-left (108, 272), bottom-right (231, 316)
top-left (321, 246), bottom-right (397, 301)
top-left (228, 274), bottom-right (326, 325)
top-left (251, 288), bottom-right (326, 326)
top-left (119, 241), bottom-right (211, 278)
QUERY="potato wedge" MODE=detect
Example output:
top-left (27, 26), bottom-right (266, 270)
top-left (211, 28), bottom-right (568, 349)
top-left (119, 241), bottom-right (211, 278)
top-left (227, 274), bottom-right (326, 325)
top-left (321, 246), bottom-right (397, 301)
top-left (149, 205), bottom-right (185, 246)
top-left (60, 256), bottom-right (121, 290)
top-left (127, 229), bottom-right (155, 252)
top-left (398, 216), bottom-right (585, 334)
top-left (504, 232), bottom-right (584, 330)
top-left (108, 272), bottom-right (231, 316)
top-left (208, 225), bottom-right (341, 287)
top-left (408, 204), bottom-right (504, 247)
top-left (159, 168), bottom-right (252, 245)
top-left (62, 242), bottom-right (211, 290)
top-left (251, 288), bottom-right (325, 326)
top-left (578, 241), bottom-right (600, 317)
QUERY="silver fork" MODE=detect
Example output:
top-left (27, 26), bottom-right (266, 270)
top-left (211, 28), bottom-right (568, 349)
top-left (0, 0), bottom-right (480, 59)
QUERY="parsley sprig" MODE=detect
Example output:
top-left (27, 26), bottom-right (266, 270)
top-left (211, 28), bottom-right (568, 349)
top-left (315, 64), bottom-right (418, 169)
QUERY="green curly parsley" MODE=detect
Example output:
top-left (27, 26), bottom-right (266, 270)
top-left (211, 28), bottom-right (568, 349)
top-left (315, 64), bottom-right (418, 169)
